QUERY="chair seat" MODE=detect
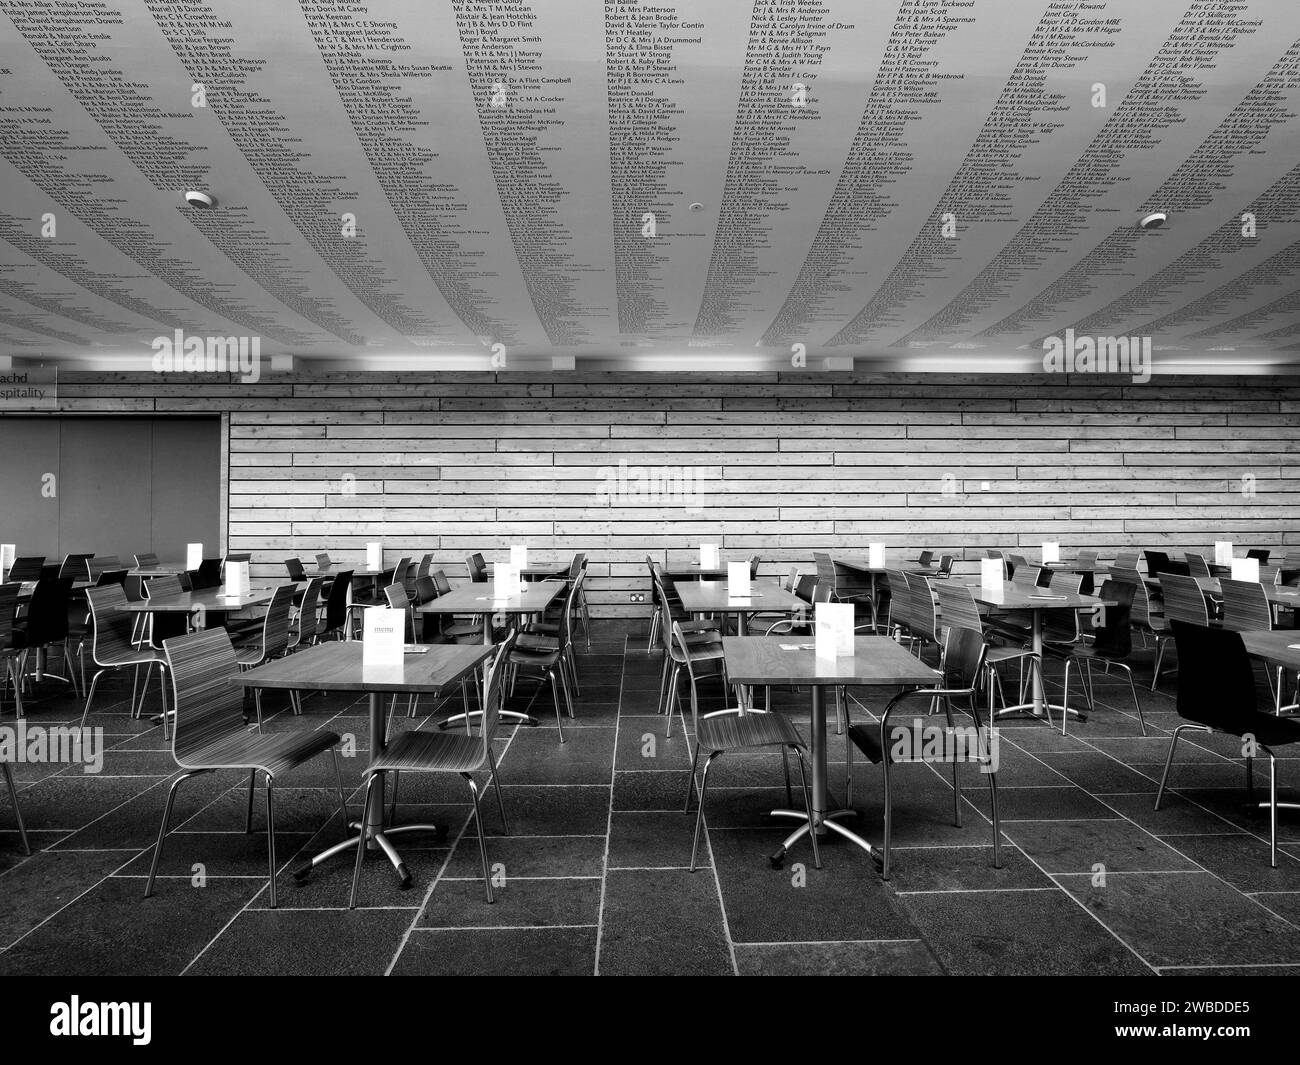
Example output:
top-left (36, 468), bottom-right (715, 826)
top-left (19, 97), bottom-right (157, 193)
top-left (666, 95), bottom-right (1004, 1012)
top-left (233, 645), bottom-right (268, 667)
top-left (96, 647), bottom-right (163, 667)
top-left (178, 728), bottom-right (341, 778)
top-left (1193, 712), bottom-right (1300, 749)
top-left (986, 644), bottom-right (1037, 664)
top-left (670, 641), bottom-right (725, 665)
top-left (368, 729), bottom-right (485, 774)
top-left (698, 710), bottom-right (802, 753)
top-left (517, 631), bottom-right (559, 651)
top-left (508, 646), bottom-right (561, 668)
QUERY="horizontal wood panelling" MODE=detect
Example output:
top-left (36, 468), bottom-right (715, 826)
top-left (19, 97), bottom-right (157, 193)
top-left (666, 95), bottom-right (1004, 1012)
top-left (34, 371), bottom-right (1300, 617)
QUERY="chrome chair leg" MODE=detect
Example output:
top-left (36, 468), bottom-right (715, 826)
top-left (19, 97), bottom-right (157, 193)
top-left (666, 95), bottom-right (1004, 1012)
top-left (793, 747), bottom-right (821, 870)
top-left (2, 762), bottom-right (30, 856)
top-left (487, 746), bottom-right (509, 834)
top-left (689, 751), bottom-right (718, 872)
top-left (548, 668), bottom-right (567, 744)
top-left (684, 744), bottom-right (701, 813)
top-left (264, 773), bottom-right (278, 908)
top-left (349, 773), bottom-right (381, 909)
top-left (466, 775), bottom-right (494, 903)
top-left (245, 769), bottom-right (257, 833)
top-left (144, 770), bottom-right (200, 899)
top-left (389, 772), bottom-right (400, 825)
top-left (664, 664), bottom-right (681, 738)
top-left (881, 741), bottom-right (894, 880)
top-left (1155, 724), bottom-right (1194, 809)
top-left (1268, 750), bottom-right (1278, 868)
top-left (780, 746), bottom-right (793, 807)
top-left (331, 749), bottom-right (350, 838)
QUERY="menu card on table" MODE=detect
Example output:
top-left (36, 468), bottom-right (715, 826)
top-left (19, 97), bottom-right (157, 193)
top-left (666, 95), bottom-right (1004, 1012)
top-left (494, 562), bottom-right (521, 600)
top-left (868, 543), bottom-right (885, 569)
top-left (727, 561), bottom-right (751, 598)
top-left (224, 561), bottom-right (251, 597)
top-left (186, 543), bottom-right (203, 570)
top-left (362, 608), bottom-right (404, 667)
top-left (980, 557), bottom-right (1003, 593)
top-left (815, 602), bottom-right (854, 658)
top-left (510, 544), bottom-right (528, 571)
top-left (1214, 542), bottom-right (1233, 566)
top-left (1231, 557), bottom-right (1260, 582)
top-left (700, 543), bottom-right (720, 568)
top-left (366, 542), bottom-right (383, 571)
top-left (0, 545), bottom-right (13, 581)
top-left (1042, 541), bottom-right (1060, 564)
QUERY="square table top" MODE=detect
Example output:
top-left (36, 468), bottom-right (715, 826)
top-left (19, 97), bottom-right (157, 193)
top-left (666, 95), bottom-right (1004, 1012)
top-left (723, 636), bottom-right (941, 687)
top-left (833, 555), bottom-right (936, 575)
top-left (126, 585), bottom-right (284, 613)
top-left (1241, 630), bottom-right (1300, 669)
top-left (233, 640), bottom-right (494, 693)
top-left (956, 579), bottom-right (1109, 611)
top-left (676, 581), bottom-right (808, 614)
top-left (416, 579), bottom-right (565, 615)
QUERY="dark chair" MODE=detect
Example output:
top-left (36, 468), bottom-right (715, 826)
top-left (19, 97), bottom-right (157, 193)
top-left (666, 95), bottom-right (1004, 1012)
top-left (233, 586), bottom-right (297, 722)
top-left (349, 633), bottom-right (517, 907)
top-left (933, 554), bottom-right (954, 579)
top-left (466, 553), bottom-right (488, 584)
top-left (507, 579), bottom-right (579, 741)
top-left (86, 556), bottom-right (122, 582)
top-left (145, 628), bottom-right (347, 908)
top-left (845, 625), bottom-right (1000, 879)
top-left (13, 577), bottom-right (77, 699)
top-left (1153, 573), bottom-right (1214, 690)
top-left (1220, 578), bottom-right (1273, 633)
top-left (673, 620), bottom-right (819, 874)
top-left (1155, 622), bottom-right (1300, 866)
top-left (195, 558), bottom-right (222, 590)
top-left (94, 570), bottom-right (127, 587)
top-left (133, 553), bottom-right (159, 569)
top-left (314, 552), bottom-right (333, 573)
top-left (59, 554), bottom-right (94, 581)
top-left (1247, 549), bottom-right (1271, 564)
top-left (7, 557), bottom-right (45, 582)
top-left (1185, 553), bottom-right (1214, 581)
top-left (0, 584), bottom-right (25, 718)
top-left (285, 557), bottom-right (308, 582)
top-left (431, 570), bottom-right (482, 643)
top-left (320, 569), bottom-right (355, 640)
top-left (1043, 579), bottom-right (1146, 736)
top-left (288, 577), bottom-right (325, 655)
top-left (916, 550), bottom-right (934, 568)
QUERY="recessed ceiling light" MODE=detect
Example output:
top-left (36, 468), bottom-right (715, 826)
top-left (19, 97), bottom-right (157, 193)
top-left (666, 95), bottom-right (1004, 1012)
top-left (1138, 211), bottom-right (1166, 230)
top-left (689, 202), bottom-right (704, 211)
top-left (184, 190), bottom-right (217, 208)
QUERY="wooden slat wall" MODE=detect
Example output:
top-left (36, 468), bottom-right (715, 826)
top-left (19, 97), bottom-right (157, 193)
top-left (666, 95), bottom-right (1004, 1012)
top-left (49, 370), bottom-right (1300, 617)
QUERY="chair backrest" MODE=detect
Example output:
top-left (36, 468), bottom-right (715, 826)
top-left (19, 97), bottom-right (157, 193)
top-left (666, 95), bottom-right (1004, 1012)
top-left (1159, 573), bottom-right (1209, 626)
top-left (936, 554), bottom-right (954, 578)
top-left (0, 583), bottom-right (22, 649)
top-left (1246, 549), bottom-right (1270, 563)
top-left (748, 554), bottom-right (761, 580)
top-left (96, 569), bottom-right (128, 587)
top-left (146, 574), bottom-right (184, 600)
top-left (884, 570), bottom-right (912, 632)
top-left (254, 585), bottom-right (297, 662)
top-left (294, 577), bottom-right (324, 645)
top-left (1220, 578), bottom-right (1272, 632)
top-left (934, 581), bottom-right (984, 636)
top-left (917, 550), bottom-right (934, 567)
top-left (1076, 550), bottom-right (1098, 569)
top-left (1184, 553), bottom-right (1213, 580)
top-left (162, 628), bottom-right (247, 761)
top-left (568, 553), bottom-right (586, 580)
top-left (907, 573), bottom-right (940, 644)
top-left (1008, 554), bottom-right (1028, 579)
top-left (87, 555), bottom-right (121, 580)
top-left (781, 566), bottom-right (799, 593)
top-left (7, 556), bottom-right (45, 582)
top-left (941, 625), bottom-right (987, 695)
top-left (315, 552), bottom-right (333, 572)
top-left (478, 630), bottom-right (518, 755)
top-left (1113, 550), bottom-right (1140, 571)
top-left (985, 549), bottom-right (1003, 559)
top-left (60, 554), bottom-right (94, 581)
top-left (1091, 579), bottom-right (1133, 656)
top-left (198, 557), bottom-right (222, 585)
top-left (1168, 620), bottom-right (1256, 731)
top-left (384, 583), bottom-right (416, 642)
top-left (1108, 566), bottom-right (1140, 586)
top-left (414, 575), bottom-right (438, 605)
top-left (813, 553), bottom-right (836, 596)
top-left (466, 554), bottom-right (487, 583)
top-left (324, 569), bottom-right (355, 630)
top-left (811, 581), bottom-right (832, 605)
top-left (285, 557), bottom-right (307, 581)
top-left (85, 585), bottom-right (138, 663)
top-left (416, 553), bottom-right (434, 582)
top-left (21, 579), bottom-right (71, 644)
top-left (1043, 572), bottom-right (1084, 642)
top-left (133, 552), bottom-right (159, 569)
top-left (432, 569), bottom-right (453, 596)
top-left (1010, 558), bottom-right (1037, 588)
top-left (793, 574), bottom-right (818, 604)
top-left (1143, 550), bottom-right (1172, 578)
top-left (1127, 573), bottom-right (1158, 629)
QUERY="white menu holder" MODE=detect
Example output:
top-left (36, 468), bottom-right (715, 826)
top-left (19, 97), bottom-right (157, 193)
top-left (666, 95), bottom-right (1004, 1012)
top-left (225, 561), bottom-right (251, 596)
top-left (0, 545), bottom-right (13, 581)
top-left (1231, 557), bottom-right (1260, 582)
top-left (494, 562), bottom-right (521, 600)
top-left (814, 602), bottom-right (854, 658)
top-left (1042, 541), bottom-right (1060, 564)
top-left (700, 543), bottom-right (720, 569)
top-left (362, 608), bottom-right (405, 667)
top-left (366, 542), bottom-right (383, 571)
top-left (980, 557), bottom-right (1004, 594)
top-left (727, 561), bottom-right (751, 598)
top-left (186, 543), bottom-right (203, 570)
top-left (1214, 541), bottom-right (1233, 566)
top-left (510, 544), bottom-right (528, 571)
top-left (868, 543), bottom-right (885, 569)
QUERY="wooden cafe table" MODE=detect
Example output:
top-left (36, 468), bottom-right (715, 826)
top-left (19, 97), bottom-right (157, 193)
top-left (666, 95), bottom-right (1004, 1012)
top-left (723, 636), bottom-right (940, 868)
top-left (962, 579), bottom-right (1112, 722)
top-left (417, 579), bottom-right (565, 729)
top-left (235, 641), bottom-right (493, 889)
top-left (676, 580), bottom-right (807, 636)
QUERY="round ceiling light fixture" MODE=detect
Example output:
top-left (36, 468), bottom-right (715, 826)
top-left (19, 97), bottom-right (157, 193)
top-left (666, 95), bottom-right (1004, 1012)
top-left (184, 190), bottom-right (217, 208)
top-left (689, 202), bottom-right (704, 211)
top-left (1138, 211), bottom-right (1166, 230)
